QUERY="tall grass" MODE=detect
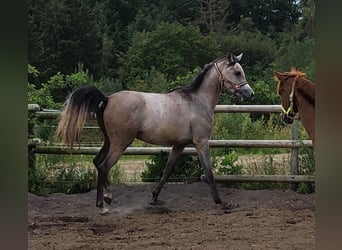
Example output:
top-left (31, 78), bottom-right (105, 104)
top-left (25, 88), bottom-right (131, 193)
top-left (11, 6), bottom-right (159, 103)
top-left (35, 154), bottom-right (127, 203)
top-left (29, 154), bottom-right (126, 195)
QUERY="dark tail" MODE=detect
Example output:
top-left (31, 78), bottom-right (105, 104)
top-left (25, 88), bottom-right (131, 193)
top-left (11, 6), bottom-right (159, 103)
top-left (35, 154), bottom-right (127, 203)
top-left (55, 86), bottom-right (108, 148)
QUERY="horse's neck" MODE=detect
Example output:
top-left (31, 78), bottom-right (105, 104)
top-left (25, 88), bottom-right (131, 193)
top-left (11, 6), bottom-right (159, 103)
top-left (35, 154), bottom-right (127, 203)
top-left (295, 80), bottom-right (315, 143)
top-left (194, 70), bottom-right (221, 110)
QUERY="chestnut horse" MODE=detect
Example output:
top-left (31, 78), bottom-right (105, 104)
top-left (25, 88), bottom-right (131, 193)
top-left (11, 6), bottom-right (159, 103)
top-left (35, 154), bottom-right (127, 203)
top-left (55, 53), bottom-right (254, 214)
top-left (274, 67), bottom-right (315, 145)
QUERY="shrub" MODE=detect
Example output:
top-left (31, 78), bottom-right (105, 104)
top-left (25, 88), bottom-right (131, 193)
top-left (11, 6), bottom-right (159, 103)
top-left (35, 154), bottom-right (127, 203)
top-left (216, 152), bottom-right (243, 188)
top-left (141, 152), bottom-right (201, 182)
top-left (216, 152), bottom-right (243, 175)
top-left (28, 154), bottom-right (126, 195)
top-left (297, 146), bottom-right (315, 194)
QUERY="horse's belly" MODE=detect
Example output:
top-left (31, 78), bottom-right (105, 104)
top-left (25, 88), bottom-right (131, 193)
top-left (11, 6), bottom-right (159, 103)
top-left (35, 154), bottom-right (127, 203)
top-left (137, 125), bottom-right (191, 146)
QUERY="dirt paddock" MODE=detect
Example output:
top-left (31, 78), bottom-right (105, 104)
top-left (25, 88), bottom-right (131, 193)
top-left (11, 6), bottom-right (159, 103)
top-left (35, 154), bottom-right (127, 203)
top-left (28, 182), bottom-right (315, 249)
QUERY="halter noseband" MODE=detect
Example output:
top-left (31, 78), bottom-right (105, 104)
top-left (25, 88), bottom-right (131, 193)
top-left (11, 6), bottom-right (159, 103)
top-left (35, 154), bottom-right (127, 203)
top-left (214, 62), bottom-right (248, 96)
top-left (281, 75), bottom-right (298, 117)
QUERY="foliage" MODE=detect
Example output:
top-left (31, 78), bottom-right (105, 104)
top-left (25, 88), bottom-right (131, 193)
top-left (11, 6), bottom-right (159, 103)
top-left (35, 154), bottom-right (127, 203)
top-left (28, 0), bottom-right (103, 82)
top-left (28, 0), bottom-right (313, 85)
top-left (218, 25), bottom-right (278, 72)
top-left (297, 146), bottom-right (315, 194)
top-left (28, 64), bottom-right (91, 109)
top-left (141, 152), bottom-right (201, 182)
top-left (215, 152), bottom-right (243, 188)
top-left (28, 154), bottom-right (126, 195)
top-left (212, 113), bottom-right (291, 155)
top-left (228, 0), bottom-right (301, 35)
top-left (120, 22), bottom-right (219, 90)
top-left (274, 36), bottom-right (315, 80)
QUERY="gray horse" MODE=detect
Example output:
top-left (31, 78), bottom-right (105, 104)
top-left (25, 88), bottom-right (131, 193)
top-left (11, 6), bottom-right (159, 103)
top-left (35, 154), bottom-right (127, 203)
top-left (55, 53), bottom-right (254, 214)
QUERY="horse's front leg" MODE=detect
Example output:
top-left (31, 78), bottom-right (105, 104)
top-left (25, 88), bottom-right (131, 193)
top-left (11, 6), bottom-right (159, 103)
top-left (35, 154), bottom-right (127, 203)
top-left (150, 144), bottom-right (185, 204)
top-left (194, 139), bottom-right (223, 205)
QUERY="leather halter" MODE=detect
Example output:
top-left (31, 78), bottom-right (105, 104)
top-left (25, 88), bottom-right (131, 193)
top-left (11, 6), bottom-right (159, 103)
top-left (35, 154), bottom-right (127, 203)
top-left (214, 62), bottom-right (248, 96)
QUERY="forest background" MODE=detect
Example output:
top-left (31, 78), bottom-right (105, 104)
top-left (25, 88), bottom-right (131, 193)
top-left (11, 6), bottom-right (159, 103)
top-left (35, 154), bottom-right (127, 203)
top-left (28, 0), bottom-right (315, 194)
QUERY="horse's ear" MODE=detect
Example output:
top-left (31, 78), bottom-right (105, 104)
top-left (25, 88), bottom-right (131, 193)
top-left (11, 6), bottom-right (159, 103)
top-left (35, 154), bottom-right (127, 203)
top-left (274, 72), bottom-right (284, 81)
top-left (236, 53), bottom-right (243, 62)
top-left (227, 52), bottom-right (234, 63)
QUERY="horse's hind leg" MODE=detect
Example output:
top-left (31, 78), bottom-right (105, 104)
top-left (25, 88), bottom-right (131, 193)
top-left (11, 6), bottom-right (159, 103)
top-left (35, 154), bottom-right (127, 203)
top-left (95, 146), bottom-right (126, 214)
top-left (150, 144), bottom-right (185, 204)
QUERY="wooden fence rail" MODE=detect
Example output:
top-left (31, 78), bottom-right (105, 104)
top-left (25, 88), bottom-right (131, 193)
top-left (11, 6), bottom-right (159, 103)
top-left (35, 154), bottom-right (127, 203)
top-left (28, 104), bottom-right (314, 185)
top-left (32, 139), bottom-right (313, 155)
top-left (29, 104), bottom-right (284, 119)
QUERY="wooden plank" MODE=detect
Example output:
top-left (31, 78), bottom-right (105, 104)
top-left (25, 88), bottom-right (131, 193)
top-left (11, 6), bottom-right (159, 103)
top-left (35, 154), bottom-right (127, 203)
top-left (214, 105), bottom-right (282, 113)
top-left (209, 140), bottom-right (313, 148)
top-left (31, 105), bottom-right (284, 119)
top-left (214, 174), bottom-right (315, 183)
top-left (28, 104), bottom-right (40, 112)
top-left (34, 139), bottom-right (313, 155)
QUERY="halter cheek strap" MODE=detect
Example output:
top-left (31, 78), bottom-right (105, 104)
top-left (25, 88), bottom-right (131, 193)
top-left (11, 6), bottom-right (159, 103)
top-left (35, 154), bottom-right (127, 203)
top-left (281, 75), bottom-right (298, 116)
top-left (214, 63), bottom-right (248, 95)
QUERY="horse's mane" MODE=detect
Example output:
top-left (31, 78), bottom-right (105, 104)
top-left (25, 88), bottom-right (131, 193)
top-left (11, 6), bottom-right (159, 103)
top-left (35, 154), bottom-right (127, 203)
top-left (167, 63), bottom-right (213, 94)
top-left (168, 55), bottom-right (228, 95)
top-left (275, 67), bottom-right (314, 93)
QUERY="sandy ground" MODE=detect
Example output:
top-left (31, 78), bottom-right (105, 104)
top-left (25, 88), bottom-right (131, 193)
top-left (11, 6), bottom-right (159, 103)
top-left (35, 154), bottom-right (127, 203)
top-left (28, 181), bottom-right (314, 249)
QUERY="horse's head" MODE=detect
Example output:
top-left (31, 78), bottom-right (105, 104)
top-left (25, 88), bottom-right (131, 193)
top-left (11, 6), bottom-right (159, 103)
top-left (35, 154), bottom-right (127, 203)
top-left (215, 52), bottom-right (254, 101)
top-left (274, 68), bottom-right (303, 124)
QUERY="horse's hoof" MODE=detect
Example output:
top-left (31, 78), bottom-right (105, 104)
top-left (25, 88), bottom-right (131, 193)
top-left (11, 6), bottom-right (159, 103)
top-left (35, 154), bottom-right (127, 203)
top-left (104, 196), bottom-right (112, 205)
top-left (99, 206), bottom-right (110, 215)
top-left (148, 199), bottom-right (165, 206)
top-left (221, 202), bottom-right (239, 211)
top-left (200, 174), bottom-right (208, 183)
top-left (103, 192), bottom-right (112, 205)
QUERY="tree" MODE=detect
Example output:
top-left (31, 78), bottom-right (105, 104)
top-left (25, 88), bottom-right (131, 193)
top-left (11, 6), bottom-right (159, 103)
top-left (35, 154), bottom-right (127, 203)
top-left (198, 0), bottom-right (230, 34)
top-left (120, 22), bottom-right (220, 90)
top-left (28, 0), bottom-right (103, 82)
top-left (227, 0), bottom-right (301, 35)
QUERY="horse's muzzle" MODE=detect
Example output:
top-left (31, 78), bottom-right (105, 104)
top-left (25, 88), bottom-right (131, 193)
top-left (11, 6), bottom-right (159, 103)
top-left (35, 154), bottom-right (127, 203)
top-left (282, 113), bottom-right (294, 124)
top-left (238, 83), bottom-right (254, 101)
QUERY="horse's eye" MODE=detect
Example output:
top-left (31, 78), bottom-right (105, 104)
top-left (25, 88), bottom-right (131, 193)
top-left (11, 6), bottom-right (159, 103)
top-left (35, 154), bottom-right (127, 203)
top-left (235, 71), bottom-right (241, 76)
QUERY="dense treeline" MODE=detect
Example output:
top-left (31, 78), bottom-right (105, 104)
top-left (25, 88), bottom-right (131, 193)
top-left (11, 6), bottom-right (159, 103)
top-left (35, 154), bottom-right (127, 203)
top-left (28, 0), bottom-right (315, 108)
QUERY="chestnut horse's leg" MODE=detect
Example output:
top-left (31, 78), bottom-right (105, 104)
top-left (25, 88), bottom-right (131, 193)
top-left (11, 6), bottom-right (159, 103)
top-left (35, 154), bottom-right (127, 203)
top-left (150, 144), bottom-right (186, 204)
top-left (194, 139), bottom-right (223, 204)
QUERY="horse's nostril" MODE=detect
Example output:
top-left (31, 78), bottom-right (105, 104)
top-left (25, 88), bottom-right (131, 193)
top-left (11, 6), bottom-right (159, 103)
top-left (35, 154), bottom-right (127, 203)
top-left (250, 92), bottom-right (254, 98)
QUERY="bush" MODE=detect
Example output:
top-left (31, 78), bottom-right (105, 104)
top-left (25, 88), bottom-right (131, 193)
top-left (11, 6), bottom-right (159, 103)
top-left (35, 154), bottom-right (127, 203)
top-left (216, 152), bottom-right (243, 175)
top-left (121, 22), bottom-right (219, 90)
top-left (28, 154), bottom-right (126, 195)
top-left (216, 152), bottom-right (243, 188)
top-left (297, 146), bottom-right (315, 194)
top-left (141, 152), bottom-right (201, 182)
top-left (212, 113), bottom-right (291, 155)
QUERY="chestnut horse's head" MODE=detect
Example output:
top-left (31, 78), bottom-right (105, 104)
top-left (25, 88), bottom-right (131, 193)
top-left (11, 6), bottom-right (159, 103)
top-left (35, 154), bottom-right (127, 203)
top-left (274, 67), bottom-right (306, 124)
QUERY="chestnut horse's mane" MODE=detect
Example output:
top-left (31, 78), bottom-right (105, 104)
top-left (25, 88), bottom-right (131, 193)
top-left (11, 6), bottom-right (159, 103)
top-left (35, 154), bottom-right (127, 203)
top-left (275, 66), bottom-right (314, 95)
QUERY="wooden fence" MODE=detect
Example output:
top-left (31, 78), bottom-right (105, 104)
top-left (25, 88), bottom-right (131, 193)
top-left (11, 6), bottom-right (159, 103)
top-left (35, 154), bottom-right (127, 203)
top-left (28, 104), bottom-right (314, 185)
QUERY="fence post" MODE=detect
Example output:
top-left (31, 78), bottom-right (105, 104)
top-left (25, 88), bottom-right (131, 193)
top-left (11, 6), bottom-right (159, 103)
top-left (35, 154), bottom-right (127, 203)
top-left (28, 106), bottom-right (39, 192)
top-left (290, 120), bottom-right (299, 190)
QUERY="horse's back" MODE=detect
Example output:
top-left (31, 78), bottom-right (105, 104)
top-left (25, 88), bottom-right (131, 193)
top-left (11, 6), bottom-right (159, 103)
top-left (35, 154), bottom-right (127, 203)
top-left (104, 90), bottom-right (194, 145)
